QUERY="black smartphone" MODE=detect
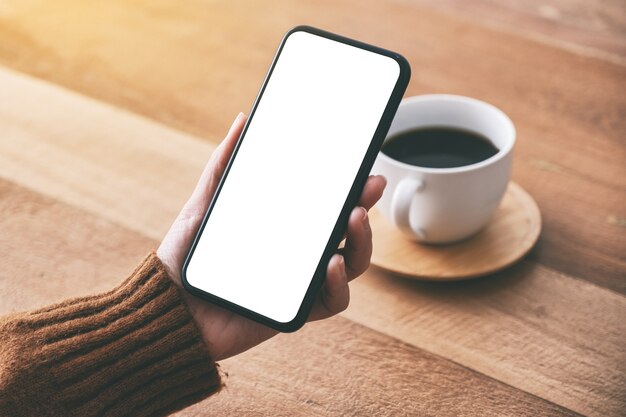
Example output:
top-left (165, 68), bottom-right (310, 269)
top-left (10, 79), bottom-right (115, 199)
top-left (182, 26), bottom-right (410, 332)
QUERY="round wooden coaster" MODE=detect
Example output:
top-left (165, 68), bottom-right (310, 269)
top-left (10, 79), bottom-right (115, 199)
top-left (370, 182), bottom-right (541, 280)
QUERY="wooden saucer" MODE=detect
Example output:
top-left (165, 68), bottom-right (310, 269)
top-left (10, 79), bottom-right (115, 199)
top-left (370, 182), bottom-right (541, 280)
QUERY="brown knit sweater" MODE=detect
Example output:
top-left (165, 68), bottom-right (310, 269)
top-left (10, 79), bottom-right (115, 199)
top-left (0, 253), bottom-right (221, 417)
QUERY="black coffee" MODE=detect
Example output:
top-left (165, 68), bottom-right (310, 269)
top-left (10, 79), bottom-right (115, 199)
top-left (381, 127), bottom-right (499, 168)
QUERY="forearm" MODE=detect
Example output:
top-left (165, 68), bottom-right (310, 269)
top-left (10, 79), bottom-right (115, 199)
top-left (0, 253), bottom-right (221, 417)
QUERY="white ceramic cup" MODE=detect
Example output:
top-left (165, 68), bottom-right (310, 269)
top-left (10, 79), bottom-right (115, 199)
top-left (372, 94), bottom-right (516, 244)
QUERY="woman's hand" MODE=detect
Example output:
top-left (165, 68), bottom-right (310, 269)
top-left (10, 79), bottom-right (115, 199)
top-left (157, 113), bottom-right (386, 361)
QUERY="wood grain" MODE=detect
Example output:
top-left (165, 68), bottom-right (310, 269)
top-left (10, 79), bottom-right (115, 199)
top-left (204, 317), bottom-right (580, 417)
top-left (370, 182), bottom-right (541, 279)
top-left (345, 263), bottom-right (626, 417)
top-left (0, 65), bottom-right (623, 415)
top-left (0, 0), bottom-right (623, 292)
top-left (0, 179), bottom-right (154, 312)
top-left (0, 180), bottom-right (579, 417)
top-left (0, 66), bottom-right (211, 241)
top-left (401, 0), bottom-right (626, 65)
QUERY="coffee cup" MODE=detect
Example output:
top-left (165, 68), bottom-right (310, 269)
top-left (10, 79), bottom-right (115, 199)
top-left (372, 94), bottom-right (516, 244)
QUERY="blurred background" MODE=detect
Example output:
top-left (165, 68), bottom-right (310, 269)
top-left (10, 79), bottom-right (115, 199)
top-left (1, 0), bottom-right (624, 140)
top-left (1, 0), bottom-right (623, 289)
top-left (0, 1), bottom-right (624, 416)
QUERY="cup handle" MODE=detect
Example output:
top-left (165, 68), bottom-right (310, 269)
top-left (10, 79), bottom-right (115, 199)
top-left (391, 178), bottom-right (426, 240)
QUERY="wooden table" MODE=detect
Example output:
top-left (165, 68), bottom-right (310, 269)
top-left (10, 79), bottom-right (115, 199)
top-left (0, 1), bottom-right (624, 415)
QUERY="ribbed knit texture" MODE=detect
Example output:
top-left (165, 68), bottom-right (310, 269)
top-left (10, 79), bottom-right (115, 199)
top-left (0, 252), bottom-right (221, 417)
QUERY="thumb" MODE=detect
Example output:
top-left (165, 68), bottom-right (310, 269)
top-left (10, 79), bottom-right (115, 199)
top-left (157, 113), bottom-right (247, 282)
top-left (190, 112), bottom-right (246, 206)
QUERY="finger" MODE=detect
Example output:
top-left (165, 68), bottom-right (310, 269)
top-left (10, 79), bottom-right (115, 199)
top-left (357, 175), bottom-right (387, 211)
top-left (179, 113), bottom-right (246, 222)
top-left (343, 206), bottom-right (372, 280)
top-left (214, 111), bottom-right (247, 168)
top-left (158, 113), bottom-right (247, 281)
top-left (309, 254), bottom-right (350, 321)
top-left (192, 112), bottom-right (247, 201)
top-left (339, 175), bottom-right (386, 241)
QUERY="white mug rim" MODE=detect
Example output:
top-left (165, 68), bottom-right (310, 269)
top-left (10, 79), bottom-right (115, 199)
top-left (379, 94), bottom-right (516, 174)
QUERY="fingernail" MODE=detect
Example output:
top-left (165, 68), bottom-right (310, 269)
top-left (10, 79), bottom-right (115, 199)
top-left (359, 206), bottom-right (368, 222)
top-left (337, 255), bottom-right (347, 278)
top-left (360, 207), bottom-right (370, 233)
top-left (377, 175), bottom-right (388, 187)
top-left (233, 112), bottom-right (245, 125)
top-left (226, 113), bottom-right (244, 136)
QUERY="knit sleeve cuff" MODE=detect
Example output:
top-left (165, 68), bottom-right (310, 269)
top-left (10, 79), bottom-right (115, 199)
top-left (10, 252), bottom-right (221, 416)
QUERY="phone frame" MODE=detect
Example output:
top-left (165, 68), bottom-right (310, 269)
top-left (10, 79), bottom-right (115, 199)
top-left (181, 25), bottom-right (410, 332)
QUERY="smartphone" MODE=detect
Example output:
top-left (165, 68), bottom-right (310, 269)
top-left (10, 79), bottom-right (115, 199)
top-left (182, 26), bottom-right (410, 332)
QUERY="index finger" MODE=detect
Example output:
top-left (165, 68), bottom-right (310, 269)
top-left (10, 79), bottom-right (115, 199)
top-left (358, 175), bottom-right (387, 211)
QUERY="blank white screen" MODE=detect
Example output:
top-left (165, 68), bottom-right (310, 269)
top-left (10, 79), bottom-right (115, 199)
top-left (186, 30), bottom-right (400, 323)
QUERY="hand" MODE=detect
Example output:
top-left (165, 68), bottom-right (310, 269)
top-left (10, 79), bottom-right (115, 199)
top-left (157, 113), bottom-right (386, 361)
